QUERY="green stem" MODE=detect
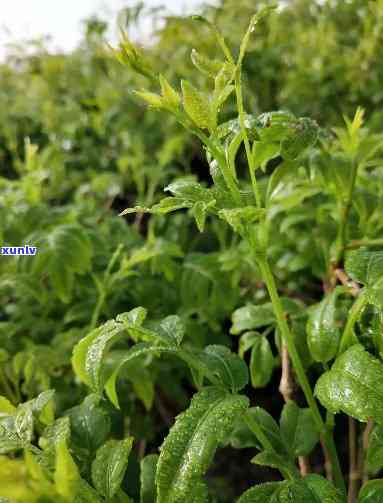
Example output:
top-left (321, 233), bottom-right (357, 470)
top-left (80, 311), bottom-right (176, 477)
top-left (346, 238), bottom-right (383, 250)
top-left (234, 68), bottom-right (262, 208)
top-left (257, 258), bottom-right (346, 493)
top-left (333, 159), bottom-right (359, 265)
top-left (175, 112), bottom-right (241, 204)
top-left (339, 289), bottom-right (368, 354)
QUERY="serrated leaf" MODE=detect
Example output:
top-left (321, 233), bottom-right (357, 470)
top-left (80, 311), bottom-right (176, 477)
top-left (181, 80), bottom-right (214, 130)
top-left (218, 207), bottom-right (265, 236)
top-left (156, 387), bottom-right (248, 503)
top-left (140, 454), bottom-right (158, 503)
top-left (237, 481), bottom-right (287, 502)
top-left (91, 438), bottom-right (134, 499)
top-left (159, 74), bottom-right (180, 110)
top-left (280, 401), bottom-right (319, 457)
top-left (307, 288), bottom-right (342, 363)
top-left (315, 344), bottom-right (383, 423)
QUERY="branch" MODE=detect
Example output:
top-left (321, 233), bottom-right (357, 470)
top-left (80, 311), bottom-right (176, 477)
top-left (348, 417), bottom-right (359, 503)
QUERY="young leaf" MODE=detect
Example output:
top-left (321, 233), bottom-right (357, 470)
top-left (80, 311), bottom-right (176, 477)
top-left (280, 400), bottom-right (319, 457)
top-left (315, 344), bottom-right (383, 423)
top-left (181, 80), bottom-right (214, 130)
top-left (231, 303), bottom-right (276, 334)
top-left (190, 49), bottom-right (222, 77)
top-left (159, 75), bottom-right (180, 110)
top-left (307, 288), bottom-right (342, 363)
top-left (54, 439), bottom-right (80, 499)
top-left (246, 407), bottom-right (287, 455)
top-left (249, 337), bottom-right (274, 388)
top-left (155, 386), bottom-right (248, 503)
top-left (134, 90), bottom-right (163, 109)
top-left (91, 438), bottom-right (134, 499)
top-left (251, 450), bottom-right (297, 477)
top-left (140, 454), bottom-right (158, 503)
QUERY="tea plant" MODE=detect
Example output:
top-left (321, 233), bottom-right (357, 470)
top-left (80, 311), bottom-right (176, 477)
top-left (2, 2), bottom-right (383, 503)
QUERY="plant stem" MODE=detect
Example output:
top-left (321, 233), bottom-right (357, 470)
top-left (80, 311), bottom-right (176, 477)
top-left (234, 68), bottom-right (262, 208)
top-left (339, 290), bottom-right (368, 353)
top-left (257, 258), bottom-right (346, 494)
top-left (360, 419), bottom-right (374, 485)
top-left (348, 417), bottom-right (359, 503)
top-left (346, 238), bottom-right (383, 250)
top-left (333, 159), bottom-right (359, 266)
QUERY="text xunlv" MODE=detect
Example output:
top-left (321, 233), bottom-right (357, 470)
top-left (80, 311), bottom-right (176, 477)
top-left (1, 245), bottom-right (37, 256)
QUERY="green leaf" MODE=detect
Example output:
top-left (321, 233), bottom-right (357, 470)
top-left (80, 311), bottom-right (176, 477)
top-left (181, 80), bottom-right (214, 130)
top-left (193, 344), bottom-right (249, 393)
top-left (280, 118), bottom-right (319, 160)
top-left (0, 396), bottom-right (16, 414)
top-left (307, 288), bottom-right (342, 363)
top-left (237, 481), bottom-right (287, 502)
top-left (238, 475), bottom-right (344, 502)
top-left (85, 320), bottom-right (124, 392)
top-left (54, 438), bottom-right (80, 499)
top-left (134, 90), bottom-right (163, 108)
top-left (91, 438), bottom-right (134, 499)
top-left (218, 207), bottom-right (265, 236)
top-left (252, 141), bottom-right (280, 171)
top-left (190, 49), bottom-right (222, 77)
top-left (358, 480), bottom-right (383, 502)
top-left (156, 315), bottom-right (185, 346)
top-left (251, 450), bottom-right (295, 474)
top-left (280, 400), bottom-right (319, 457)
top-left (155, 387), bottom-right (248, 503)
top-left (140, 454), bottom-right (158, 503)
top-left (345, 249), bottom-right (383, 285)
top-left (231, 303), bottom-right (275, 334)
top-left (366, 424), bottom-right (383, 474)
top-left (190, 200), bottom-right (215, 232)
top-left (249, 337), bottom-right (274, 388)
top-left (315, 344), bottom-right (383, 423)
top-left (159, 75), bottom-right (180, 110)
top-left (165, 178), bottom-right (214, 205)
top-left (246, 407), bottom-right (287, 455)
top-left (66, 394), bottom-right (111, 452)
